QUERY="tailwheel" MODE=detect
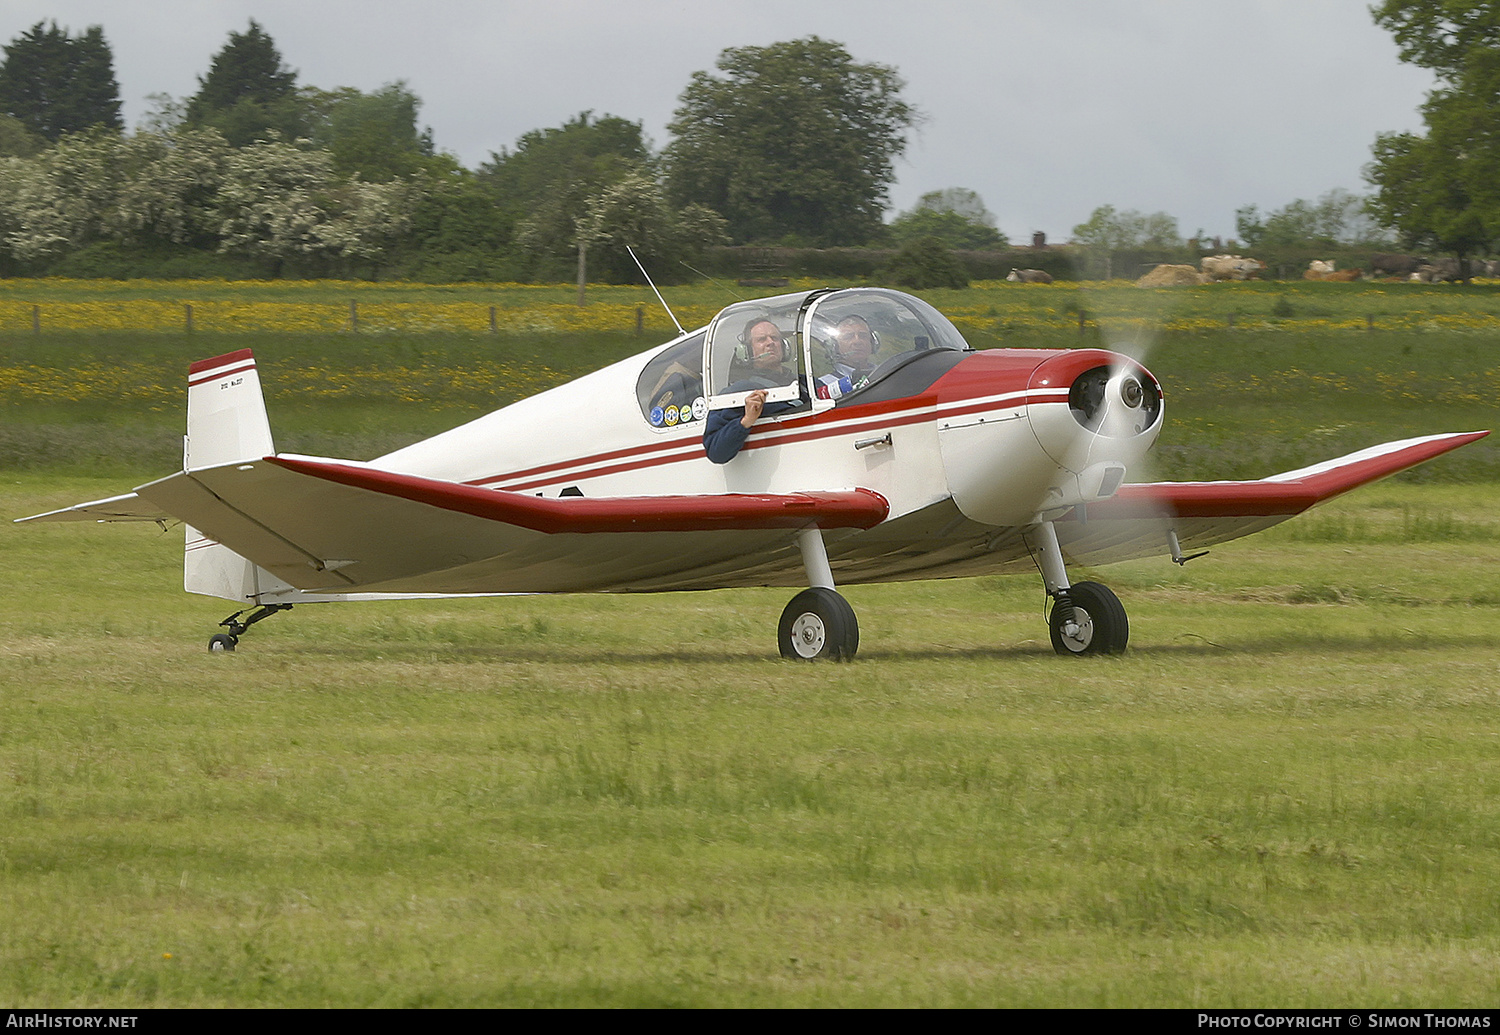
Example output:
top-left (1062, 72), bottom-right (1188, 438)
top-left (208, 603), bottom-right (292, 652)
top-left (778, 587), bottom-right (859, 661)
top-left (1049, 581), bottom-right (1128, 656)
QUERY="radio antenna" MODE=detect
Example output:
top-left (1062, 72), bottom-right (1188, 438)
top-left (628, 245), bottom-right (685, 335)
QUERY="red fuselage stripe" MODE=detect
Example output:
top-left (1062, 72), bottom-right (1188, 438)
top-left (188, 349), bottom-right (255, 376)
top-left (467, 359), bottom-right (1057, 489)
top-left (475, 389), bottom-right (1070, 492)
top-left (188, 362), bottom-right (256, 387)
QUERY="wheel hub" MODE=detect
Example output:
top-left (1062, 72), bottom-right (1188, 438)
top-left (1058, 607), bottom-right (1094, 652)
top-left (790, 612), bottom-right (826, 658)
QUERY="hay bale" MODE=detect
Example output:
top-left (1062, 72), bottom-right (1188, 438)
top-left (1136, 264), bottom-right (1205, 287)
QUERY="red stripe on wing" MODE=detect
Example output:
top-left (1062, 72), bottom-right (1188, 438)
top-left (1094, 432), bottom-right (1489, 519)
top-left (266, 456), bottom-right (890, 534)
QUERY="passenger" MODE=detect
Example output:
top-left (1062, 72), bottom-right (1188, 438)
top-left (832, 315), bottom-right (878, 384)
top-left (703, 318), bottom-right (799, 464)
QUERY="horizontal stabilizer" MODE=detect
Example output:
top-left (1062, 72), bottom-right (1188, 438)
top-left (15, 492), bottom-right (170, 524)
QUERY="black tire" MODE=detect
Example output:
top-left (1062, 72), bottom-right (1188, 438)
top-left (208, 633), bottom-right (238, 653)
top-left (778, 588), bottom-right (859, 661)
top-left (1049, 581), bottom-right (1128, 656)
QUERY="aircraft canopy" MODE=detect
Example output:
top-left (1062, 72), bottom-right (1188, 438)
top-left (703, 288), bottom-right (969, 413)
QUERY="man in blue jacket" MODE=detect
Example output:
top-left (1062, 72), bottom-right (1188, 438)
top-left (703, 318), bottom-right (800, 464)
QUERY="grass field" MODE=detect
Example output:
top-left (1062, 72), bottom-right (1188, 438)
top-left (2, 280), bottom-right (1498, 1007)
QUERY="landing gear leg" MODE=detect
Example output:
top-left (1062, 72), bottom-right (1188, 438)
top-left (208, 603), bottom-right (292, 652)
top-left (779, 528), bottom-right (858, 661)
top-left (1031, 521), bottom-right (1128, 656)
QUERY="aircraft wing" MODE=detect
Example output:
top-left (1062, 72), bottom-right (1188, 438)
top-left (100, 454), bottom-right (889, 594)
top-left (1055, 431), bottom-right (1489, 565)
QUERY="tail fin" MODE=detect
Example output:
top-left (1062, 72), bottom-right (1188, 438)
top-left (183, 350), bottom-right (275, 601)
top-left (185, 349), bottom-right (274, 470)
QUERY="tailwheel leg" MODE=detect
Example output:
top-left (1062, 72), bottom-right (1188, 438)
top-left (1031, 521), bottom-right (1128, 656)
top-left (780, 528), bottom-right (858, 661)
top-left (209, 603), bottom-right (292, 653)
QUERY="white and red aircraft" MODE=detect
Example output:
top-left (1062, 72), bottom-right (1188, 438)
top-left (18, 287), bottom-right (1487, 659)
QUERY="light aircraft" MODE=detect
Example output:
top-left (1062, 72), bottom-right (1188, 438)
top-left (18, 286), bottom-right (1487, 659)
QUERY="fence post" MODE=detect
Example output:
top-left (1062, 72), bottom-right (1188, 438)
top-left (489, 305), bottom-right (497, 334)
top-left (636, 305), bottom-right (644, 337)
top-left (185, 303), bottom-right (193, 334)
top-left (349, 300), bottom-right (358, 332)
top-left (32, 305), bottom-right (40, 334)
top-left (1367, 314), bottom-right (1375, 332)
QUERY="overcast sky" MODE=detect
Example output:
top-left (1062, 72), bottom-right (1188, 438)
top-left (3, 0), bottom-right (1438, 243)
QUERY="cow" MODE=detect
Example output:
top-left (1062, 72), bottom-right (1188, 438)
top-left (1411, 257), bottom-right (1461, 283)
top-left (1305, 261), bottom-right (1360, 282)
top-left (1007, 268), bottom-right (1054, 284)
top-left (1200, 255), bottom-right (1266, 281)
top-left (1370, 253), bottom-right (1419, 278)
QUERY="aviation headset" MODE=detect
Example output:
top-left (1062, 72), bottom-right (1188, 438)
top-left (823, 314), bottom-right (880, 363)
top-left (734, 317), bottom-right (795, 363)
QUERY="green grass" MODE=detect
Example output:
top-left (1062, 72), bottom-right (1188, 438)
top-left (2, 281), bottom-right (1499, 1006)
top-left (4, 476), bottom-right (1500, 1007)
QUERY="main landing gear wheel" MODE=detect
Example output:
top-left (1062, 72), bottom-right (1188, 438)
top-left (779, 587), bottom-right (859, 661)
top-left (1049, 581), bottom-right (1128, 656)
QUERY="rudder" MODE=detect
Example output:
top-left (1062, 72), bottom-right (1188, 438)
top-left (185, 349), bottom-right (274, 470)
top-left (183, 350), bottom-right (275, 600)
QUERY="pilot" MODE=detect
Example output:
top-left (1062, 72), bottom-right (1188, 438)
top-left (832, 315), bottom-right (878, 383)
top-left (703, 317), bottom-right (799, 464)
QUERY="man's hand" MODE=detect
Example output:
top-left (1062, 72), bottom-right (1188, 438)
top-left (740, 389), bottom-right (768, 428)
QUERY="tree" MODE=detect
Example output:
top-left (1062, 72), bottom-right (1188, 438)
top-left (1371, 1), bottom-right (1500, 79)
top-left (115, 127), bottom-right (233, 249)
top-left (1235, 189), bottom-right (1390, 250)
top-left (880, 236), bottom-right (970, 290)
top-left (1071, 205), bottom-right (1181, 278)
top-left (664, 36), bottom-right (918, 246)
top-left (0, 21), bottom-right (122, 142)
top-left (481, 112), bottom-right (653, 280)
top-left (889, 188), bottom-right (1008, 250)
top-left (0, 128), bottom-right (124, 263)
top-left (213, 136), bottom-right (337, 267)
top-left (568, 172), bottom-right (729, 284)
top-left (185, 20), bottom-right (307, 146)
top-left (306, 81), bottom-right (434, 182)
top-left (1366, 2), bottom-right (1500, 277)
top-left (0, 113), bottom-right (43, 157)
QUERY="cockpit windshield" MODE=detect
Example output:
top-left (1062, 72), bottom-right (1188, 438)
top-left (703, 289), bottom-right (970, 414)
top-left (803, 289), bottom-right (967, 394)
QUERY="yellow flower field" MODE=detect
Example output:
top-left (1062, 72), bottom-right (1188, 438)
top-left (6, 277), bottom-right (1500, 336)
